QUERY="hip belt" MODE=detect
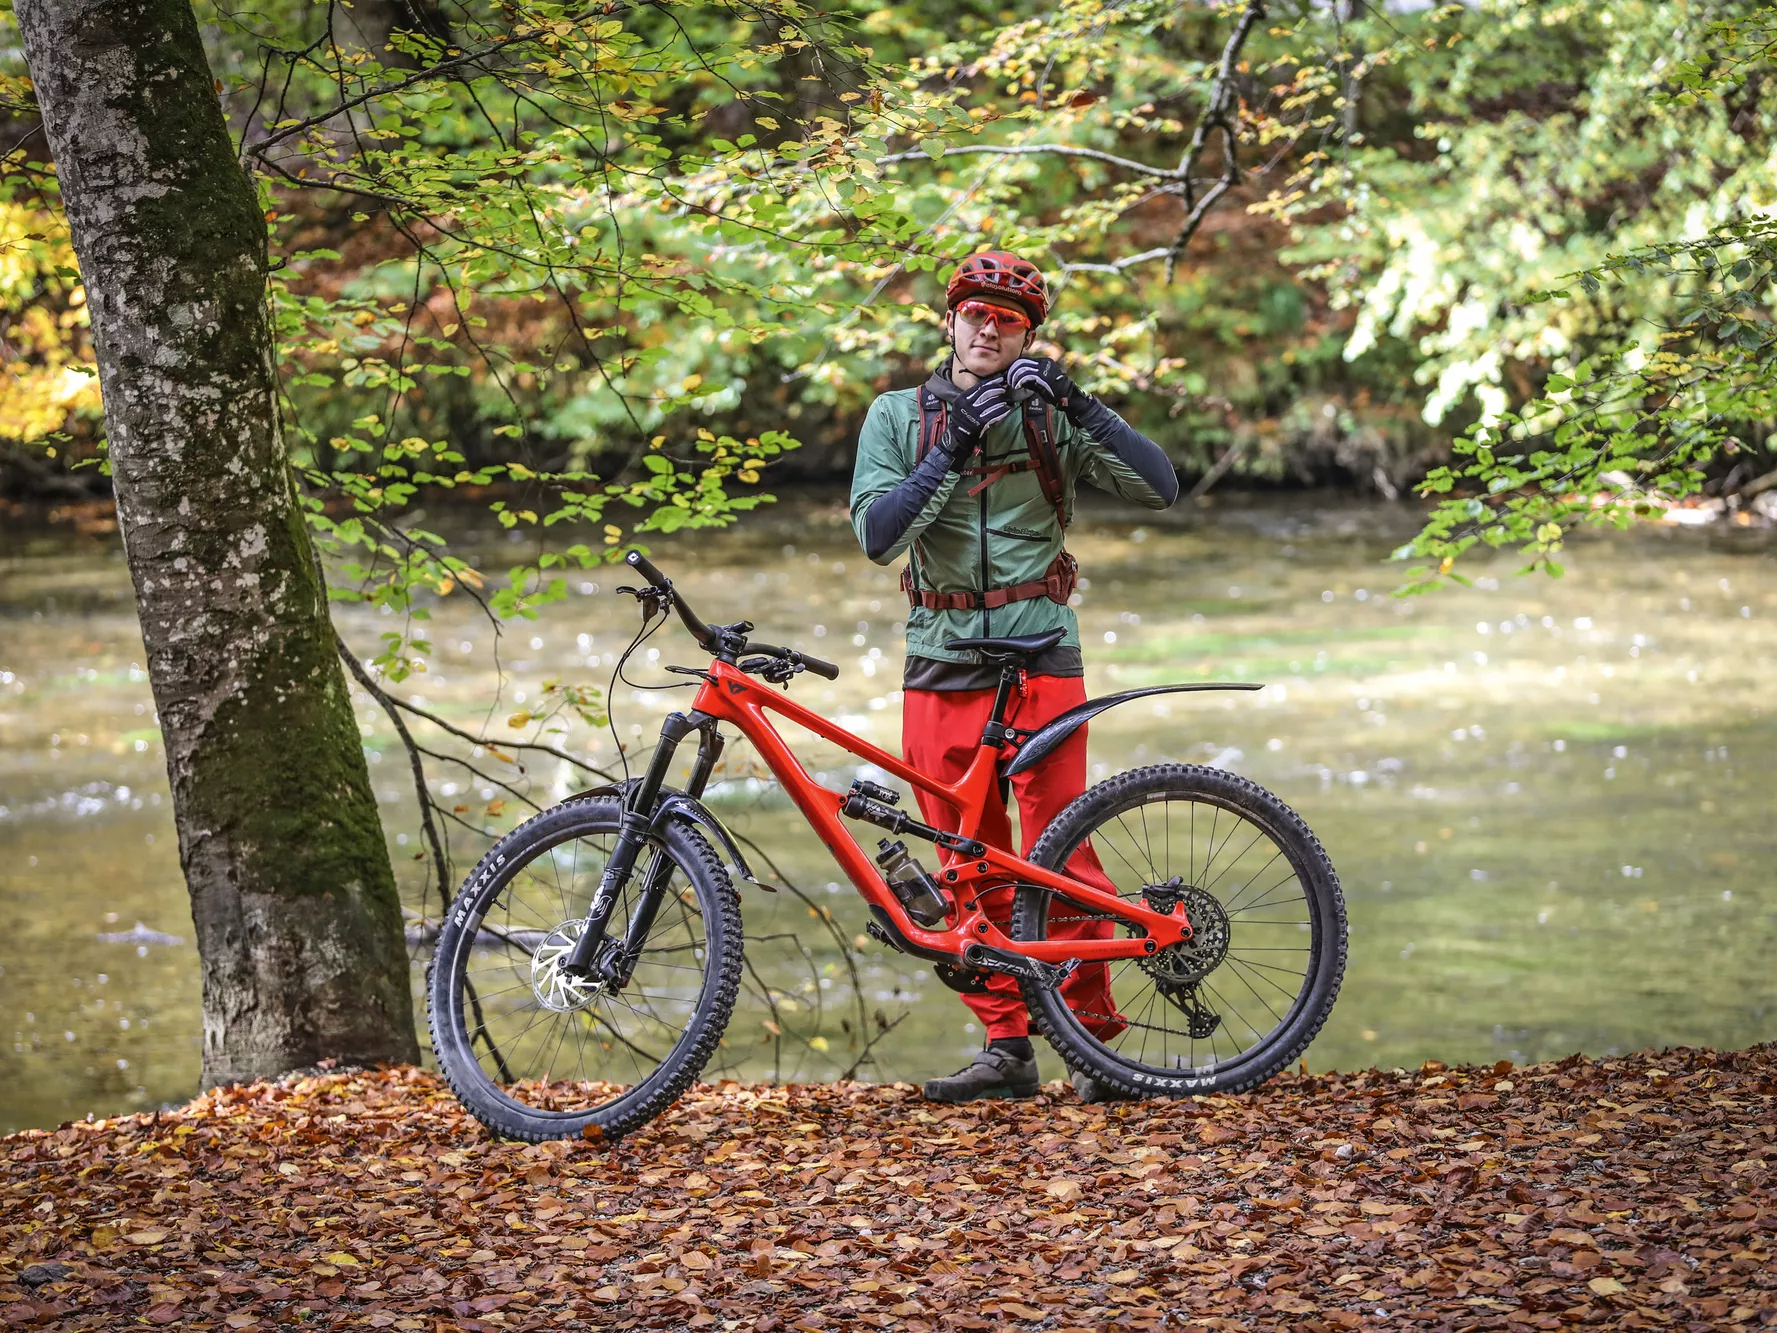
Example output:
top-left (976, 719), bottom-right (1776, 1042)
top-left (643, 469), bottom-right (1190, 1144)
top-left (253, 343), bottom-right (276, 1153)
top-left (901, 551), bottom-right (1078, 612)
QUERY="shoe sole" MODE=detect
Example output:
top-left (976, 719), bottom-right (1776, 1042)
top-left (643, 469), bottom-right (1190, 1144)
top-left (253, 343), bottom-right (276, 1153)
top-left (921, 1082), bottom-right (1041, 1103)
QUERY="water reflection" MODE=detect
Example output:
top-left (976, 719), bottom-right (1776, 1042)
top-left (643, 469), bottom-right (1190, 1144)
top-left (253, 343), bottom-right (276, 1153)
top-left (3, 496), bottom-right (1775, 1132)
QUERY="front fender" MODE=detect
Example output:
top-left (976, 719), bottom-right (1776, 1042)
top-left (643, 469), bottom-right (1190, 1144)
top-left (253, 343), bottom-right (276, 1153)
top-left (562, 782), bottom-right (771, 892)
top-left (1002, 682), bottom-right (1263, 777)
top-left (653, 794), bottom-right (772, 892)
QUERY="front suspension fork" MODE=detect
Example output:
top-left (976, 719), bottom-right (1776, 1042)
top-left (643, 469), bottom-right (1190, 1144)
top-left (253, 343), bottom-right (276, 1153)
top-left (560, 712), bottom-right (721, 984)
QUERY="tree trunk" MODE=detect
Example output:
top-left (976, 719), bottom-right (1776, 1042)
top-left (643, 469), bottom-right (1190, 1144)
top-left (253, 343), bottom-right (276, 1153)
top-left (15, 0), bottom-right (419, 1086)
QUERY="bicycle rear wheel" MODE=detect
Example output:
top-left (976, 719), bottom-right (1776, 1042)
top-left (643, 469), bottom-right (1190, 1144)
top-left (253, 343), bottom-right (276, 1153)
top-left (428, 796), bottom-right (743, 1141)
top-left (1011, 764), bottom-right (1345, 1097)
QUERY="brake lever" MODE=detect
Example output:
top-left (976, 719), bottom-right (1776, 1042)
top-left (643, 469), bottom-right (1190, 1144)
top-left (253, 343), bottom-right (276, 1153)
top-left (740, 654), bottom-right (801, 687)
top-left (616, 583), bottom-right (669, 620)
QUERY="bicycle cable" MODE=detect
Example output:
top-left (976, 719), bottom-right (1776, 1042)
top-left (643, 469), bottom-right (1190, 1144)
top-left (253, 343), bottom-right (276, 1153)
top-left (604, 595), bottom-right (698, 783)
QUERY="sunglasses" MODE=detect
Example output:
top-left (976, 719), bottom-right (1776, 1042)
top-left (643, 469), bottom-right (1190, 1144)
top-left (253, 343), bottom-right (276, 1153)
top-left (953, 298), bottom-right (1031, 332)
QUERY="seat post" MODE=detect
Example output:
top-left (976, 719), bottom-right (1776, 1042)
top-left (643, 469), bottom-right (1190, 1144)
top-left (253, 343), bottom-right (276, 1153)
top-left (984, 663), bottom-right (1022, 732)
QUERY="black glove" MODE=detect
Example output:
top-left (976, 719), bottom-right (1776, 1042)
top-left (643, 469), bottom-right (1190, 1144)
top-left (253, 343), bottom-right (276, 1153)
top-left (944, 377), bottom-right (1013, 461)
top-left (1006, 357), bottom-right (1079, 415)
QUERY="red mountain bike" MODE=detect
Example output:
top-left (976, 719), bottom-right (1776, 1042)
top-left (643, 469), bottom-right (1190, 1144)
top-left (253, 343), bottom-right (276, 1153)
top-left (430, 551), bottom-right (1346, 1141)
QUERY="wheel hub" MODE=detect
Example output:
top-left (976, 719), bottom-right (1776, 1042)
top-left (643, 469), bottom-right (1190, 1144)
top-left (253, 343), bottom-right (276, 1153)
top-left (1138, 881), bottom-right (1230, 987)
top-left (531, 920), bottom-right (606, 1013)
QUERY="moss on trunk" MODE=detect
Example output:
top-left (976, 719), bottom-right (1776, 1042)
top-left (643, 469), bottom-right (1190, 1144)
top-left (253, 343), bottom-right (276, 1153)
top-left (15, 0), bottom-right (418, 1085)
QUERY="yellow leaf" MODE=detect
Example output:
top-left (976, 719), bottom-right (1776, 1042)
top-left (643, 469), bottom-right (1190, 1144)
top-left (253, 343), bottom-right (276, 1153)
top-left (506, 710), bottom-right (533, 729)
top-left (324, 1251), bottom-right (361, 1267)
top-left (762, 1019), bottom-right (781, 1036)
top-left (808, 1035), bottom-right (830, 1052)
top-left (1588, 1277), bottom-right (1626, 1296)
top-left (680, 373), bottom-right (703, 390)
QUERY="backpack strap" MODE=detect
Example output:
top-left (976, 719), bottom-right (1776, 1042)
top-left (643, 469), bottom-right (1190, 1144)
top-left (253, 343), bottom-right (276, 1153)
top-left (1021, 398), bottom-right (1069, 531)
top-left (901, 385), bottom-right (950, 606)
top-left (917, 384), bottom-right (947, 462)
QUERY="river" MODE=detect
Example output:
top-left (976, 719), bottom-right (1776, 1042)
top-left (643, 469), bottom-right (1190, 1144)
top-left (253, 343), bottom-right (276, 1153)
top-left (3, 493), bottom-right (1774, 1133)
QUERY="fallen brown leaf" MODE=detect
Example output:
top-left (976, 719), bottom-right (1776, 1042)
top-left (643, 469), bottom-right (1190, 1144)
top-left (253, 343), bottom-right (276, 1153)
top-left (2, 1049), bottom-right (1773, 1330)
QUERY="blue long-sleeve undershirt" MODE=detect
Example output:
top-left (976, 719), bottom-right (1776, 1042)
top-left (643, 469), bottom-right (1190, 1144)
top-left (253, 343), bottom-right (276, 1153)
top-left (860, 435), bottom-right (960, 562)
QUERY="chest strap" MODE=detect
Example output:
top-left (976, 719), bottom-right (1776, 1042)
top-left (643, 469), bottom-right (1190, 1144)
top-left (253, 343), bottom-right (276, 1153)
top-left (900, 551), bottom-right (1078, 612)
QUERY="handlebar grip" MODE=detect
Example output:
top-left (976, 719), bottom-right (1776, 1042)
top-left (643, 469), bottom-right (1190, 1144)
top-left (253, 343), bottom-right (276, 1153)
top-left (624, 549), bottom-right (669, 588)
top-left (797, 652), bottom-right (840, 681)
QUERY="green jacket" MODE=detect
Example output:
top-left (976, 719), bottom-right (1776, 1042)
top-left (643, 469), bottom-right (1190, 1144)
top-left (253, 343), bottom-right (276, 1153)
top-left (849, 382), bottom-right (1172, 666)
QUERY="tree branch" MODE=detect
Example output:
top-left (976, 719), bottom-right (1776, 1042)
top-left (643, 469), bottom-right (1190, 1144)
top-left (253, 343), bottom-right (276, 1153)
top-left (877, 142), bottom-right (1189, 181)
top-left (245, 35), bottom-right (539, 159)
top-left (387, 692), bottom-right (620, 783)
top-left (336, 631), bottom-right (453, 906)
top-left (1163, 0), bottom-right (1267, 282)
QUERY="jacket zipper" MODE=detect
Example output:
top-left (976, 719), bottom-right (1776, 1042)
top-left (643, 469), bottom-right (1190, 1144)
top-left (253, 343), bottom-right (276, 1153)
top-left (978, 488), bottom-right (990, 637)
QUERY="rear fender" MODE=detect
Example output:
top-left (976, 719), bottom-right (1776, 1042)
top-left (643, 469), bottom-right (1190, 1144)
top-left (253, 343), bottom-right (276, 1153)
top-left (1002, 683), bottom-right (1263, 777)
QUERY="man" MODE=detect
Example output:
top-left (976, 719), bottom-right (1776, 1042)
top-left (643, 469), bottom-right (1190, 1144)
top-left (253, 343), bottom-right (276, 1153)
top-left (849, 251), bottom-right (1180, 1102)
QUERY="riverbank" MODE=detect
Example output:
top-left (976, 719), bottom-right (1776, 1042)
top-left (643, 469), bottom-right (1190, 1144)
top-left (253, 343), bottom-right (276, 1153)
top-left (4, 1047), bottom-right (1772, 1331)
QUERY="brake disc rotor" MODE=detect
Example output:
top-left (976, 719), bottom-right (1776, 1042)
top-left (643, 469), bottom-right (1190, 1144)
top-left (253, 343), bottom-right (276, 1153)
top-left (1138, 881), bottom-right (1231, 988)
top-left (531, 920), bottom-right (605, 1013)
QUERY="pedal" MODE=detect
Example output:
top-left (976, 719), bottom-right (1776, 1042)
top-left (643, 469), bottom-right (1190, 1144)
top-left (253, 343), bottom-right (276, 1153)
top-left (864, 920), bottom-right (903, 955)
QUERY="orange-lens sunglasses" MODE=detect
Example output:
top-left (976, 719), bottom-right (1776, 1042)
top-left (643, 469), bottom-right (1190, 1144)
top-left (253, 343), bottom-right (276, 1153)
top-left (953, 298), bottom-right (1031, 332)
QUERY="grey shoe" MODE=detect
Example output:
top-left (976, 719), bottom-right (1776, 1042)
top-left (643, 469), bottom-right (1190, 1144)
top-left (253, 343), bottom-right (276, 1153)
top-left (923, 1047), bottom-right (1041, 1102)
top-left (1072, 1068), bottom-right (1140, 1103)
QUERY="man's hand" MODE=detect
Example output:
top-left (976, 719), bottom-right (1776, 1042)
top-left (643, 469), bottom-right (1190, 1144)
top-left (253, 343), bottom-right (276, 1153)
top-left (1006, 357), bottom-right (1078, 412)
top-left (945, 377), bottom-right (1013, 460)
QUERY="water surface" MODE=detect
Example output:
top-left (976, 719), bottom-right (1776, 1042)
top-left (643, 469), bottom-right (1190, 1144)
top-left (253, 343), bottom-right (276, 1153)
top-left (3, 495), bottom-right (1774, 1132)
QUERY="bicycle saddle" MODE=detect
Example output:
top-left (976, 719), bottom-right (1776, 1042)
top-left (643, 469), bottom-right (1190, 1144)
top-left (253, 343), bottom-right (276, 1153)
top-left (943, 626), bottom-right (1068, 663)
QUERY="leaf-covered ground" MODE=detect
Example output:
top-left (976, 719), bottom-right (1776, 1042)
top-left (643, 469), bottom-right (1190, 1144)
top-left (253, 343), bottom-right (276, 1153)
top-left (4, 1047), bottom-right (1774, 1331)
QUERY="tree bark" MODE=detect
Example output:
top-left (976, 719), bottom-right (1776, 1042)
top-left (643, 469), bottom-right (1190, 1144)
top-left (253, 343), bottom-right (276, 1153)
top-left (15, 0), bottom-right (418, 1086)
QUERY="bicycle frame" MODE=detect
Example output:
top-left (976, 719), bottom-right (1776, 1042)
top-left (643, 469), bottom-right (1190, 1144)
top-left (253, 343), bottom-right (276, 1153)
top-left (683, 658), bottom-right (1192, 966)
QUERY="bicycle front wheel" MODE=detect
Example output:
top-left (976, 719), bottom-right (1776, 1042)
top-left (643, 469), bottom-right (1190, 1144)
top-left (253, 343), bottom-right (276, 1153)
top-left (428, 796), bottom-right (743, 1141)
top-left (1011, 764), bottom-right (1346, 1098)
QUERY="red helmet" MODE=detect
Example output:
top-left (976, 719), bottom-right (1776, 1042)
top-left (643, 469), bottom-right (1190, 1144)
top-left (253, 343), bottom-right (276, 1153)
top-left (945, 250), bottom-right (1049, 326)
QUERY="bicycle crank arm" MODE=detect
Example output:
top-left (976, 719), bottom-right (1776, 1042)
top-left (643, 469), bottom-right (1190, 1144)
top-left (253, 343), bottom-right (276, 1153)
top-left (962, 943), bottom-right (1079, 990)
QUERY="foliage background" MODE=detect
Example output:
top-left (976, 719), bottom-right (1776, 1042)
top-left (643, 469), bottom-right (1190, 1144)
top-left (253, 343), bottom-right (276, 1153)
top-left (4, 0), bottom-right (1771, 511)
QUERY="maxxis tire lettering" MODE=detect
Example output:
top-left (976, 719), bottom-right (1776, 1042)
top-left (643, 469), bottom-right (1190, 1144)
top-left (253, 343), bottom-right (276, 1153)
top-left (426, 795), bottom-right (743, 1143)
top-left (1010, 763), bottom-right (1347, 1102)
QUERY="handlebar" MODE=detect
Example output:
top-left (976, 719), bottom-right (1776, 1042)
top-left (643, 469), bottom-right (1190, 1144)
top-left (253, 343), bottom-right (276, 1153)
top-left (623, 548), bottom-right (716, 649)
top-left (747, 641), bottom-right (841, 681)
top-left (622, 549), bottom-right (839, 680)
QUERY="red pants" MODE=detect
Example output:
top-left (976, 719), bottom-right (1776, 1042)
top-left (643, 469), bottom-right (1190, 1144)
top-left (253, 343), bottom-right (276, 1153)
top-left (902, 676), bottom-right (1126, 1042)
